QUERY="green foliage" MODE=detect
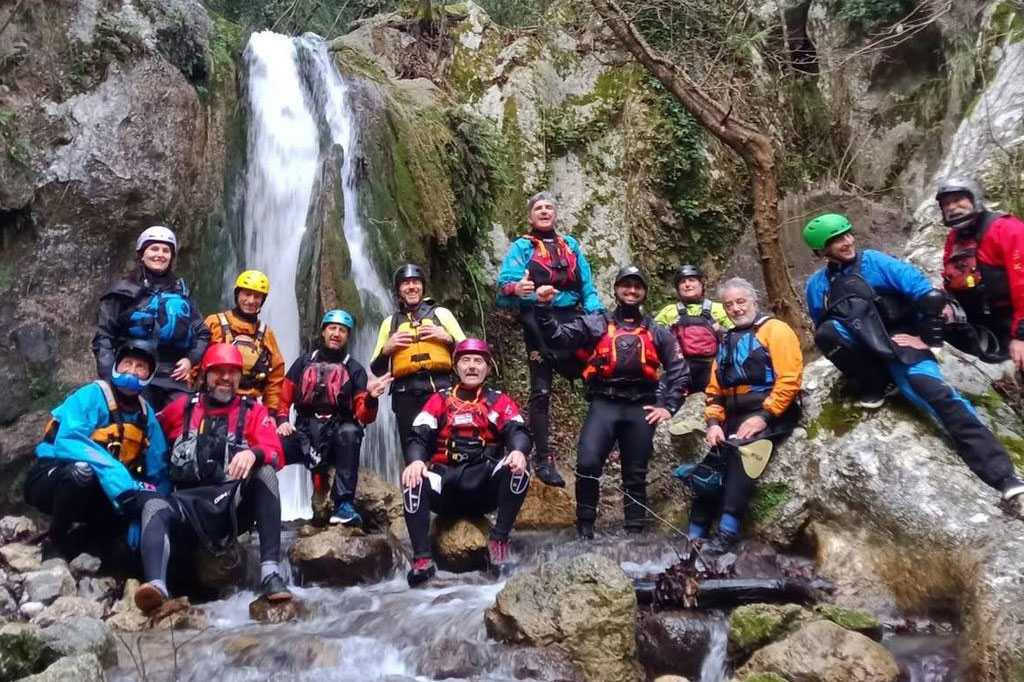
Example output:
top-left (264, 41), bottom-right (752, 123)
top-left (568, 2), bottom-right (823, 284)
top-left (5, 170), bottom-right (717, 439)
top-left (67, 13), bottom-right (145, 94)
top-left (0, 106), bottom-right (32, 166)
top-left (201, 0), bottom-right (401, 37)
top-left (748, 482), bottom-right (791, 523)
top-left (27, 369), bottom-right (69, 414)
top-left (836, 0), bottom-right (917, 33)
top-left (0, 630), bottom-right (51, 682)
top-left (475, 0), bottom-right (550, 27)
top-left (207, 15), bottom-right (244, 88)
top-left (540, 70), bottom-right (631, 156)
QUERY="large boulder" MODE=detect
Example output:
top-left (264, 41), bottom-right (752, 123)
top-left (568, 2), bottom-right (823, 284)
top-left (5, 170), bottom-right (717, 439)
top-left (354, 467), bottom-right (409, 542)
top-left (38, 616), bottom-right (117, 667)
top-left (515, 482), bottom-right (576, 530)
top-left (737, 620), bottom-right (899, 682)
top-left (0, 542), bottom-right (42, 573)
top-left (21, 562), bottom-right (75, 605)
top-left (431, 516), bottom-right (490, 572)
top-left (17, 653), bottom-right (105, 682)
top-left (248, 596), bottom-right (321, 624)
top-left (0, 624), bottom-right (53, 681)
top-left (30, 595), bottom-right (104, 627)
top-left (485, 552), bottom-right (642, 682)
top-left (287, 527), bottom-right (395, 586)
top-left (636, 610), bottom-right (720, 681)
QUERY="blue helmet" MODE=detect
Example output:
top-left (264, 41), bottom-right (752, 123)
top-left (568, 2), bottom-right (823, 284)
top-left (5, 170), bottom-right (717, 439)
top-left (321, 309), bottom-right (355, 329)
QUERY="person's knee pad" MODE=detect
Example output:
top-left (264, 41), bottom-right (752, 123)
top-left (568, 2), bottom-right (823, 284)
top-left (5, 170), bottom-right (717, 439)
top-left (140, 497), bottom-right (172, 527)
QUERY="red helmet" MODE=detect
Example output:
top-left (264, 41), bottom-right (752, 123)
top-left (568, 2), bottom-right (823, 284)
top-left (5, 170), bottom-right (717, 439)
top-left (201, 343), bottom-right (243, 372)
top-left (453, 338), bottom-right (493, 363)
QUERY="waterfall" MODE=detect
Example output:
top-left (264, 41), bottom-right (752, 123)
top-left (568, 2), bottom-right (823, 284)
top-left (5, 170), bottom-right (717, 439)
top-left (241, 31), bottom-right (400, 521)
top-left (698, 616), bottom-right (730, 682)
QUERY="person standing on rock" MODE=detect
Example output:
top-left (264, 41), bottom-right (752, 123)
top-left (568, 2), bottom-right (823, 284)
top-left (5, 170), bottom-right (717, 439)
top-left (676, 277), bottom-right (803, 549)
top-left (202, 270), bottom-right (286, 416)
top-left (401, 338), bottom-right (531, 586)
top-left (803, 213), bottom-right (1024, 515)
top-left (370, 264), bottom-right (466, 447)
top-left (277, 310), bottom-right (392, 526)
top-left (653, 264), bottom-right (734, 393)
top-left (496, 191), bottom-right (604, 488)
top-left (92, 226), bottom-right (210, 411)
top-left (536, 266), bottom-right (689, 538)
top-left (936, 178), bottom-right (1024, 367)
top-left (142, 343), bottom-right (291, 612)
top-left (25, 339), bottom-right (170, 564)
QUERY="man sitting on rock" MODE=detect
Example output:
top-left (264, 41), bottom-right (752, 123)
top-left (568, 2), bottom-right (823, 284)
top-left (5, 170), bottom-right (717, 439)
top-left (803, 213), bottom-right (1024, 515)
top-left (137, 343), bottom-right (291, 613)
top-left (676, 277), bottom-right (803, 549)
top-left (25, 340), bottom-right (169, 565)
top-left (400, 338), bottom-right (531, 587)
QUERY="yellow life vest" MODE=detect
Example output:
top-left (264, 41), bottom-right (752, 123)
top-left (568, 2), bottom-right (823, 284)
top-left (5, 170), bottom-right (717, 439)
top-left (218, 313), bottom-right (270, 391)
top-left (43, 381), bottom-right (149, 473)
top-left (390, 307), bottom-right (453, 379)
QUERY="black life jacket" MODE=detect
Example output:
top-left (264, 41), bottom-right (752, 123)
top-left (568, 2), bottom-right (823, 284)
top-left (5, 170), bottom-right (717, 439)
top-left (672, 299), bottom-right (720, 359)
top-left (169, 395), bottom-right (251, 486)
top-left (715, 315), bottom-right (775, 391)
top-left (943, 211), bottom-right (1010, 303)
top-left (822, 253), bottom-right (912, 360)
top-left (522, 234), bottom-right (582, 292)
top-left (298, 350), bottom-right (353, 414)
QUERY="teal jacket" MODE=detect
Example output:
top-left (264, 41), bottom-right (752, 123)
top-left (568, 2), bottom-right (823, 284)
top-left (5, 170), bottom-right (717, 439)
top-left (496, 233), bottom-right (603, 312)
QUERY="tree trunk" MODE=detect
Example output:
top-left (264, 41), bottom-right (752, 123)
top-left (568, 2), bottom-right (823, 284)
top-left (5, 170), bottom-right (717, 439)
top-left (590, 0), bottom-right (809, 339)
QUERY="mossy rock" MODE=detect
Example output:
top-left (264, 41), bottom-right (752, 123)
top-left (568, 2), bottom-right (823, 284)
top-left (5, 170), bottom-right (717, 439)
top-left (0, 628), bottom-right (54, 682)
top-left (813, 604), bottom-right (883, 640)
top-left (728, 603), bottom-right (809, 658)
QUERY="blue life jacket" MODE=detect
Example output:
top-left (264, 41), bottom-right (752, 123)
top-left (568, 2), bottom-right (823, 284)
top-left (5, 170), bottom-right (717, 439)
top-left (715, 315), bottom-right (775, 392)
top-left (127, 278), bottom-right (194, 349)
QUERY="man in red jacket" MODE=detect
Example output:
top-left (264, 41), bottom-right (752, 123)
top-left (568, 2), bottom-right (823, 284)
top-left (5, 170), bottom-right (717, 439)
top-left (132, 343), bottom-right (290, 613)
top-left (938, 178), bottom-right (1024, 368)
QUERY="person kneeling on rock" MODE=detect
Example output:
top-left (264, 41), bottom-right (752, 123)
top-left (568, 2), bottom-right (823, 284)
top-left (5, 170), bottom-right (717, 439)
top-left (536, 266), bottom-right (689, 538)
top-left (401, 338), bottom-right (532, 587)
top-left (133, 343), bottom-right (292, 613)
top-left (25, 340), bottom-right (170, 565)
top-left (675, 278), bottom-right (803, 551)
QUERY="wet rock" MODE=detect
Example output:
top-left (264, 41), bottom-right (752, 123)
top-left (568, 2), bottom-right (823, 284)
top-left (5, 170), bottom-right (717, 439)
top-left (812, 604), bottom-right (882, 641)
top-left (11, 323), bottom-right (57, 369)
top-left (225, 632), bottom-right (341, 669)
top-left (107, 579), bottom-right (208, 632)
top-left (0, 515), bottom-right (37, 544)
top-left (248, 596), bottom-right (321, 623)
top-left (486, 552), bottom-right (642, 682)
top-left (729, 604), bottom-right (810, 659)
top-left (22, 563), bottom-right (75, 604)
top-left (38, 616), bottom-right (116, 667)
top-left (30, 595), bottom-right (105, 627)
top-left (17, 653), bottom-right (105, 682)
top-left (738, 620), bottom-right (899, 682)
top-left (431, 516), bottom-right (489, 572)
top-left (506, 646), bottom-right (586, 682)
top-left (288, 527), bottom-right (394, 586)
top-left (20, 602), bottom-right (45, 619)
top-left (416, 637), bottom-right (496, 679)
top-left (515, 482), bottom-right (576, 530)
top-left (68, 553), bottom-right (101, 576)
top-left (0, 585), bottom-right (16, 616)
top-left (637, 610), bottom-right (717, 680)
top-left (0, 542), bottom-right (42, 573)
top-left (354, 467), bottom-right (405, 533)
top-left (77, 576), bottom-right (118, 603)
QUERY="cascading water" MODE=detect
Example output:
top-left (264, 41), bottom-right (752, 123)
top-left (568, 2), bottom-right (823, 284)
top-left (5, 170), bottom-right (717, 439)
top-left (239, 31), bottom-right (400, 520)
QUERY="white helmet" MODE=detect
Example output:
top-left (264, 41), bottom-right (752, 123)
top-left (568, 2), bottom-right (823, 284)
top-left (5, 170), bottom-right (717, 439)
top-left (136, 225), bottom-right (178, 253)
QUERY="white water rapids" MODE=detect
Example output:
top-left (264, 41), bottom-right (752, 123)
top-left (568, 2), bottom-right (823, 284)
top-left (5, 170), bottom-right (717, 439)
top-left (239, 31), bottom-right (400, 520)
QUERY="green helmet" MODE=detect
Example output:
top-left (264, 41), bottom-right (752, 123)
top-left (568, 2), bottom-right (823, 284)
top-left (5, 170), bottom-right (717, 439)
top-left (803, 213), bottom-right (852, 251)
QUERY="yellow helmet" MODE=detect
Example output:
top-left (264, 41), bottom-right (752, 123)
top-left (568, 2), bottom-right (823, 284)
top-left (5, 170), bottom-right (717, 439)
top-left (234, 270), bottom-right (270, 295)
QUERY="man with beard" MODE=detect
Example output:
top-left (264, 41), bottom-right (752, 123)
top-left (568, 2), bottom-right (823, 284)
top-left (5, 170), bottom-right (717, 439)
top-left (674, 278), bottom-right (803, 549)
top-left (536, 266), bottom-right (688, 538)
top-left (401, 338), bottom-right (531, 587)
top-left (371, 264), bottom-right (465, 447)
top-left (496, 192), bottom-right (603, 487)
top-left (804, 213), bottom-right (1024, 516)
top-left (139, 343), bottom-right (291, 613)
top-left (937, 178), bottom-right (1024, 367)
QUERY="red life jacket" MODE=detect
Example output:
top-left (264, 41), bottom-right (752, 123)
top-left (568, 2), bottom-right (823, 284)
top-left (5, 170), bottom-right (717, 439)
top-left (298, 350), bottom-right (350, 412)
top-left (523, 234), bottom-right (581, 291)
top-left (435, 388), bottom-right (501, 465)
top-left (582, 316), bottom-right (661, 382)
top-left (943, 212), bottom-right (1005, 294)
top-left (672, 299), bottom-right (720, 359)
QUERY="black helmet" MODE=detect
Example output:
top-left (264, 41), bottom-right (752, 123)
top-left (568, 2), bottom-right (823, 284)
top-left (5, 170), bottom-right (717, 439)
top-left (674, 264), bottom-right (703, 285)
top-left (935, 178), bottom-right (986, 229)
top-left (614, 265), bottom-right (647, 288)
top-left (115, 339), bottom-right (158, 374)
top-left (393, 263), bottom-right (426, 292)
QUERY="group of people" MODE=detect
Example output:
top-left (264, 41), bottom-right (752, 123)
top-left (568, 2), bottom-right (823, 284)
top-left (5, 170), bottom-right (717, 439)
top-left (24, 182), bottom-right (1024, 602)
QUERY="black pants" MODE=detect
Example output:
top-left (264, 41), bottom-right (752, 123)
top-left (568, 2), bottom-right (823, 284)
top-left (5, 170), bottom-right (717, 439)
top-left (139, 464), bottom-right (283, 586)
top-left (282, 417), bottom-right (364, 504)
top-left (688, 361), bottom-right (713, 394)
top-left (817, 319), bottom-right (1016, 490)
top-left (393, 376), bottom-right (449, 450)
top-left (575, 398), bottom-right (655, 530)
top-left (688, 404), bottom-right (801, 528)
top-left (402, 460), bottom-right (530, 559)
top-left (522, 307), bottom-right (585, 461)
top-left (23, 461), bottom-right (126, 561)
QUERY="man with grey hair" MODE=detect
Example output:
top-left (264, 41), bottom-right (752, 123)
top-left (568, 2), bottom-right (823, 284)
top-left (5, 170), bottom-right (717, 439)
top-left (673, 277), bottom-right (803, 549)
top-left (496, 191), bottom-right (603, 487)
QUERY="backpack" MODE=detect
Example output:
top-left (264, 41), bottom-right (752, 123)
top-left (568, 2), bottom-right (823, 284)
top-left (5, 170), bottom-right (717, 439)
top-left (169, 395), bottom-right (251, 486)
top-left (218, 314), bottom-right (271, 390)
top-left (672, 300), bottom-right (720, 359)
top-left (127, 278), bottom-right (195, 348)
top-left (298, 350), bottom-right (351, 412)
